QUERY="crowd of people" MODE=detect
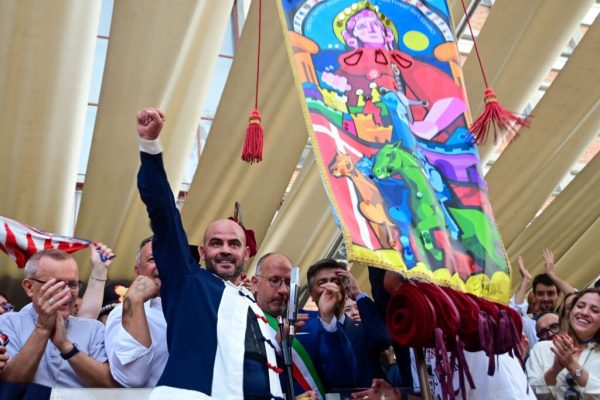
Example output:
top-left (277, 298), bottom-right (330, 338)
top-left (0, 108), bottom-right (598, 400)
top-left (510, 252), bottom-right (600, 399)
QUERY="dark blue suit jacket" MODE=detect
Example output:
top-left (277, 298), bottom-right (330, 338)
top-left (138, 151), bottom-right (279, 399)
top-left (344, 295), bottom-right (392, 388)
top-left (368, 267), bottom-right (415, 391)
top-left (294, 311), bottom-right (357, 393)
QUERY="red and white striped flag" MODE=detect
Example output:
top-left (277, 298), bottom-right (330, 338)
top-left (0, 216), bottom-right (91, 268)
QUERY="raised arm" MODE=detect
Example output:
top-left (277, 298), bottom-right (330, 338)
top-left (104, 275), bottom-right (160, 387)
top-left (337, 268), bottom-right (391, 352)
top-left (317, 282), bottom-right (357, 388)
top-left (513, 256), bottom-right (533, 306)
top-left (121, 276), bottom-right (159, 348)
top-left (78, 243), bottom-right (115, 319)
top-left (542, 249), bottom-right (576, 295)
top-left (136, 108), bottom-right (196, 281)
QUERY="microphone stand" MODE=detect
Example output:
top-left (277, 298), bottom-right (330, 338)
top-left (278, 315), bottom-right (295, 399)
top-left (280, 266), bottom-right (300, 399)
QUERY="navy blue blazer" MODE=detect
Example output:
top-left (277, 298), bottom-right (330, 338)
top-left (138, 151), bottom-right (281, 399)
top-left (344, 295), bottom-right (392, 388)
top-left (294, 310), bottom-right (358, 393)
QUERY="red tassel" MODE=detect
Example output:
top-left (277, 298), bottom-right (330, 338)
top-left (241, 109), bottom-right (263, 164)
top-left (470, 87), bottom-right (530, 144)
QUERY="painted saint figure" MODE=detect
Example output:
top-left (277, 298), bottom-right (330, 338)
top-left (322, 3), bottom-right (466, 141)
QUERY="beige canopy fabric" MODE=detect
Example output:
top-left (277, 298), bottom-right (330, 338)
top-left (464, 0), bottom-right (594, 163)
top-left (1, 0), bottom-right (599, 305)
top-left (508, 152), bottom-right (600, 290)
top-left (0, 0), bottom-right (101, 302)
top-left (487, 18), bottom-right (600, 249)
top-left (75, 0), bottom-right (235, 280)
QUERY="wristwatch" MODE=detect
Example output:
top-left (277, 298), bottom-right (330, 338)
top-left (573, 367), bottom-right (584, 378)
top-left (60, 343), bottom-right (80, 360)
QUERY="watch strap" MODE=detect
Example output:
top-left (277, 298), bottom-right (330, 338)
top-left (60, 343), bottom-right (80, 360)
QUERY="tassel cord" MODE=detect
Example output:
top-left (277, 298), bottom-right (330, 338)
top-left (254, 0), bottom-right (262, 109)
top-left (459, 0), bottom-right (489, 88)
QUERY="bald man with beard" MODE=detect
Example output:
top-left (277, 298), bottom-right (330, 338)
top-left (136, 108), bottom-right (283, 400)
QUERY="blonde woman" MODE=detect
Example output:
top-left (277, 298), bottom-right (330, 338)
top-left (527, 288), bottom-right (600, 398)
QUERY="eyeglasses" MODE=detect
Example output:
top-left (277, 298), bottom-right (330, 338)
top-left (29, 278), bottom-right (83, 291)
top-left (0, 302), bottom-right (14, 313)
top-left (256, 275), bottom-right (291, 289)
top-left (537, 322), bottom-right (560, 340)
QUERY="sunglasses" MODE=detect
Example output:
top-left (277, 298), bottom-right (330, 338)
top-left (537, 322), bottom-right (560, 340)
top-left (0, 302), bottom-right (14, 313)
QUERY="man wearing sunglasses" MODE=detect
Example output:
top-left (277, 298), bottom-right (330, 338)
top-left (0, 249), bottom-right (118, 388)
top-left (0, 292), bottom-right (13, 315)
top-left (535, 312), bottom-right (560, 341)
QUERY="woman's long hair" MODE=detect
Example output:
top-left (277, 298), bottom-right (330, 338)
top-left (558, 291), bottom-right (578, 334)
top-left (563, 288), bottom-right (600, 351)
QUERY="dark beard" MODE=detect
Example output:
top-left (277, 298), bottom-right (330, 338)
top-left (204, 258), bottom-right (244, 282)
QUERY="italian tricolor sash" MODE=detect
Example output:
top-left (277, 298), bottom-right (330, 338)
top-left (264, 314), bottom-right (325, 399)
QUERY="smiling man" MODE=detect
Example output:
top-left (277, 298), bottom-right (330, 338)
top-left (135, 108), bottom-right (283, 399)
top-left (202, 219), bottom-right (248, 282)
top-left (0, 249), bottom-right (117, 388)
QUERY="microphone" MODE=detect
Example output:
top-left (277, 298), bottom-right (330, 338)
top-left (287, 266), bottom-right (300, 337)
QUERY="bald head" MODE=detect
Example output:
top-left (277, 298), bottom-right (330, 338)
top-left (253, 253), bottom-right (293, 317)
top-left (201, 219), bottom-right (249, 281)
top-left (203, 219), bottom-right (246, 246)
top-left (536, 312), bottom-right (559, 340)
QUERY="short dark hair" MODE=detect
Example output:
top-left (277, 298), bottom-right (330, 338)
top-left (532, 273), bottom-right (559, 293)
top-left (306, 258), bottom-right (346, 289)
top-left (595, 279), bottom-right (600, 289)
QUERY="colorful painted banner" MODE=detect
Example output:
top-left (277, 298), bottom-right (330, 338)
top-left (280, 0), bottom-right (511, 302)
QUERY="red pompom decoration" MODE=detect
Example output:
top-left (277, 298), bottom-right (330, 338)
top-left (386, 281), bottom-right (439, 348)
top-left (469, 87), bottom-right (530, 145)
top-left (442, 288), bottom-right (481, 352)
top-left (241, 109), bottom-right (264, 164)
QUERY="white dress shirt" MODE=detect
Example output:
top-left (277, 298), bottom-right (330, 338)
top-left (105, 297), bottom-right (167, 387)
top-left (527, 340), bottom-right (600, 398)
top-left (457, 351), bottom-right (536, 400)
top-left (509, 294), bottom-right (538, 347)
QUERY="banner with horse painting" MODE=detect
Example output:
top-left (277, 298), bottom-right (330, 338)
top-left (280, 0), bottom-right (511, 303)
